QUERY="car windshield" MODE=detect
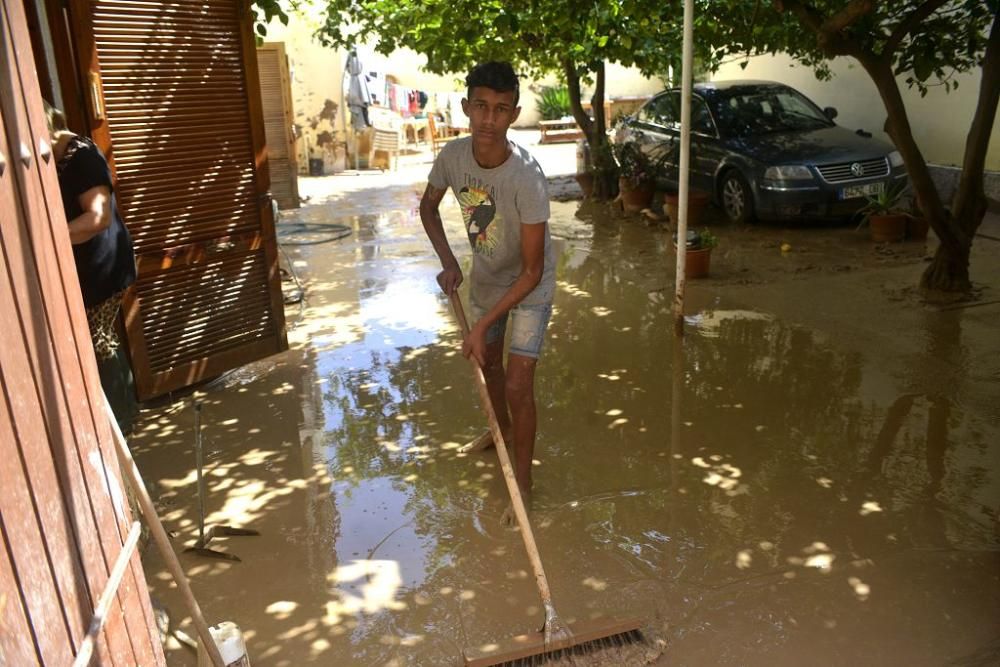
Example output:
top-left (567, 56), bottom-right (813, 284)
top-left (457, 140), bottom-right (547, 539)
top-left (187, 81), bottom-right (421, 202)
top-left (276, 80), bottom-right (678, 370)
top-left (713, 88), bottom-right (833, 137)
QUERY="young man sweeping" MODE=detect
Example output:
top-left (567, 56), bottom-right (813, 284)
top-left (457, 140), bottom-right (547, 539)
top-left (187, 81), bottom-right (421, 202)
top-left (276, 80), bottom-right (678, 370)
top-left (419, 61), bottom-right (555, 513)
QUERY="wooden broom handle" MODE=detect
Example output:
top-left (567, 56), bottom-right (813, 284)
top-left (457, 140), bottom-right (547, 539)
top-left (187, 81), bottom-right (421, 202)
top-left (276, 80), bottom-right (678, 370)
top-left (449, 293), bottom-right (557, 609)
top-left (105, 401), bottom-right (226, 667)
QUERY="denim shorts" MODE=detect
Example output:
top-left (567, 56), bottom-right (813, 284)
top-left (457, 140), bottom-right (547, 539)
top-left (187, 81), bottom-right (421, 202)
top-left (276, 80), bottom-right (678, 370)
top-left (470, 301), bottom-right (553, 359)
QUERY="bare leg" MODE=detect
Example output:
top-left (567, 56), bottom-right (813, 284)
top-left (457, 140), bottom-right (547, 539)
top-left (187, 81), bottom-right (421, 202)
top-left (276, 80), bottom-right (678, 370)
top-left (460, 337), bottom-right (510, 455)
top-left (501, 353), bottom-right (537, 526)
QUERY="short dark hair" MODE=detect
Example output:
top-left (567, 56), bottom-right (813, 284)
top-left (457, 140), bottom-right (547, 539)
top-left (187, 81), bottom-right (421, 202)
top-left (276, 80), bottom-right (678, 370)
top-left (466, 61), bottom-right (519, 106)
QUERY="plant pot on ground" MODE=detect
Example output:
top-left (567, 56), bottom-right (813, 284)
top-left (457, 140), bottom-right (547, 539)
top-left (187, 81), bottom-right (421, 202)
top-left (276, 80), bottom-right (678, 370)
top-left (613, 140), bottom-right (656, 213)
top-left (859, 181), bottom-right (909, 242)
top-left (672, 228), bottom-right (718, 279)
top-left (619, 177), bottom-right (654, 212)
top-left (664, 190), bottom-right (711, 227)
top-left (575, 172), bottom-right (594, 198)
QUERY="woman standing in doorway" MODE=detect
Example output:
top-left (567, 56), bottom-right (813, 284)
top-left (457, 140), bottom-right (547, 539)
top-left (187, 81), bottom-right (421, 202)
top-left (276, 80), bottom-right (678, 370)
top-left (46, 103), bottom-right (138, 432)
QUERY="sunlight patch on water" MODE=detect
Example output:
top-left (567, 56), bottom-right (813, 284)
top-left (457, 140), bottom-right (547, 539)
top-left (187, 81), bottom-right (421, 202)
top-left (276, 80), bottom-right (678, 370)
top-left (323, 560), bottom-right (406, 626)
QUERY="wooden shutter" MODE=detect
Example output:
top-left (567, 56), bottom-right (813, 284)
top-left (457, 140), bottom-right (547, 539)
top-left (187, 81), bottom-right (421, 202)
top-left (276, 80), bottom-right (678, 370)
top-left (257, 41), bottom-right (299, 209)
top-left (0, 0), bottom-right (163, 663)
top-left (69, 0), bottom-right (287, 399)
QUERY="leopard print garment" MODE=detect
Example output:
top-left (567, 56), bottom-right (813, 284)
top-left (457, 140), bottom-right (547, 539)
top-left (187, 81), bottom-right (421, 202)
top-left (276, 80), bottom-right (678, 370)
top-left (86, 291), bottom-right (124, 360)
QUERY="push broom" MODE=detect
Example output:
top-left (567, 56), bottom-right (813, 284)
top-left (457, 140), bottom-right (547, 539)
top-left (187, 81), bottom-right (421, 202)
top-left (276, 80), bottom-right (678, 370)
top-left (449, 293), bottom-right (643, 666)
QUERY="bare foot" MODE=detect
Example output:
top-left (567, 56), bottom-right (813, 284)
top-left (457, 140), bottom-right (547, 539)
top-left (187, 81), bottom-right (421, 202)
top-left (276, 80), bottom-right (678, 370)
top-left (459, 428), bottom-right (512, 454)
top-left (500, 483), bottom-right (532, 528)
top-left (458, 429), bottom-right (494, 453)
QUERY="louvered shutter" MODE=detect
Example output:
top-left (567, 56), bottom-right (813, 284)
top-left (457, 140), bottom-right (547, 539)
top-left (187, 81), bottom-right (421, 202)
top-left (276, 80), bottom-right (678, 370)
top-left (72, 0), bottom-right (287, 399)
top-left (257, 42), bottom-right (299, 209)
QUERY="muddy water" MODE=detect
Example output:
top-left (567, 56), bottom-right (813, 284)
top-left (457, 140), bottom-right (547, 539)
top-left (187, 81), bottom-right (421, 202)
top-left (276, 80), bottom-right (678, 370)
top-left (137, 181), bottom-right (999, 666)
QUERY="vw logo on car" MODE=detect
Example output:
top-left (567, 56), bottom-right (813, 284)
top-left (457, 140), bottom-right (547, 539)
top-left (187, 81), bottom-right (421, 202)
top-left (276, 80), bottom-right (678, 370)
top-left (851, 162), bottom-right (865, 177)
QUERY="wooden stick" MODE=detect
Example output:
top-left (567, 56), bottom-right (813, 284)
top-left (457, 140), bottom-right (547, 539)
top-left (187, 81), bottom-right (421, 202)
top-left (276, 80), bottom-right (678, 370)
top-left (448, 293), bottom-right (569, 646)
top-left (104, 400), bottom-right (226, 667)
top-left (72, 521), bottom-right (141, 667)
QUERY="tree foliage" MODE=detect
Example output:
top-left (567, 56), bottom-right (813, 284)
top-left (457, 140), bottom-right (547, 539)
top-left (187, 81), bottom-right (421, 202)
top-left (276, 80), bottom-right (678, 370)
top-left (308, 0), bottom-right (713, 197)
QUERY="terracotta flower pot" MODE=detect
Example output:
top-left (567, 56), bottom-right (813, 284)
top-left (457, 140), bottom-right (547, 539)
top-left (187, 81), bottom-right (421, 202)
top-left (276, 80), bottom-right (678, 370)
top-left (575, 173), bottom-right (594, 199)
top-left (664, 190), bottom-right (711, 226)
top-left (619, 177), bottom-right (654, 213)
top-left (673, 243), bottom-right (712, 278)
top-left (869, 213), bottom-right (906, 242)
top-left (906, 215), bottom-right (930, 241)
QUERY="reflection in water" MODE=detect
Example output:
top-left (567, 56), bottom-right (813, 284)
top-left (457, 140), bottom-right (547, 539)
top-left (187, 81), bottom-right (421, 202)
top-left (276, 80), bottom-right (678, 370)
top-left (137, 192), bottom-right (999, 666)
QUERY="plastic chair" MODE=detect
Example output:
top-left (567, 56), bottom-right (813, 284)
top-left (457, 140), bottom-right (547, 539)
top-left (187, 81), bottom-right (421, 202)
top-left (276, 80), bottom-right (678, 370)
top-left (429, 114), bottom-right (461, 156)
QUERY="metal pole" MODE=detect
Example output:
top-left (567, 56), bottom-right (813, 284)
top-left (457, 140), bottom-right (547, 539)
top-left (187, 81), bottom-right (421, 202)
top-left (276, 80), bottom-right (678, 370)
top-left (673, 0), bottom-right (695, 337)
top-left (194, 400), bottom-right (205, 544)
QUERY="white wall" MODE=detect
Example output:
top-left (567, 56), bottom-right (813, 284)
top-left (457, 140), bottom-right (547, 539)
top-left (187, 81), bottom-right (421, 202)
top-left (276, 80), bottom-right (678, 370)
top-left (517, 63), bottom-right (664, 127)
top-left (712, 53), bottom-right (999, 170)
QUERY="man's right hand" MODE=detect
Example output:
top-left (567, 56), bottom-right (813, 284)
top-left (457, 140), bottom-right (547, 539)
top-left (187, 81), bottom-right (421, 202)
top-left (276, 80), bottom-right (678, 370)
top-left (436, 263), bottom-right (463, 295)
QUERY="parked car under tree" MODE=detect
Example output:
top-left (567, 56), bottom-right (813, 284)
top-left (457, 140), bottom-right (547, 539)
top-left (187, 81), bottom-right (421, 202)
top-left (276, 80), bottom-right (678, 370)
top-left (613, 80), bottom-right (909, 224)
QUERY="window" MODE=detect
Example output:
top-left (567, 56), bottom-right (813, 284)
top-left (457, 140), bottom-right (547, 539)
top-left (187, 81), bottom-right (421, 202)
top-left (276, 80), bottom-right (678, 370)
top-left (692, 97), bottom-right (716, 136)
top-left (639, 94), bottom-right (678, 129)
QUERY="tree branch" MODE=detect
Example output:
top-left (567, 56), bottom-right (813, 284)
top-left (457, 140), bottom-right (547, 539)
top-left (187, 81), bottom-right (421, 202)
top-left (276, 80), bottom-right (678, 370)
top-left (563, 58), bottom-right (594, 139)
top-left (820, 0), bottom-right (873, 34)
top-left (773, 0), bottom-right (862, 57)
top-left (592, 62), bottom-right (606, 139)
top-left (953, 11), bottom-right (1000, 234)
top-left (773, 0), bottom-right (824, 33)
top-left (884, 0), bottom-right (951, 55)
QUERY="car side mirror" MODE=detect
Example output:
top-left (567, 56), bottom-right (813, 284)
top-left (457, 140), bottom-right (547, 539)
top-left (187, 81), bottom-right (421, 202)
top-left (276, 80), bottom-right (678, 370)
top-left (823, 106), bottom-right (838, 120)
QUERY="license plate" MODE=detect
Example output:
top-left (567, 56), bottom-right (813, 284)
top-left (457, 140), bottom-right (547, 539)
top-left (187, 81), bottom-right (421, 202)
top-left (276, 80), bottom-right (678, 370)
top-left (839, 181), bottom-right (885, 200)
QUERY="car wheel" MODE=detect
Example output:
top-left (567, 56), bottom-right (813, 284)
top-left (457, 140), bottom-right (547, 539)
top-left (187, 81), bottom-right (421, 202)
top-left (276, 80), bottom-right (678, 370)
top-left (721, 170), bottom-right (755, 225)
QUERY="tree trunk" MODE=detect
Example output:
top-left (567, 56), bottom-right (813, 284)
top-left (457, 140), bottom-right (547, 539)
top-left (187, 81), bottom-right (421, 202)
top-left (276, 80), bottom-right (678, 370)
top-left (856, 54), bottom-right (974, 292)
top-left (564, 59), bottom-right (615, 199)
top-left (921, 14), bottom-right (999, 293)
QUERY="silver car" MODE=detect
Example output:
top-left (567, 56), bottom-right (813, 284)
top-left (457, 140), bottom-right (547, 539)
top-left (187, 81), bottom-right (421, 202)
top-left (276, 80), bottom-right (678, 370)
top-left (614, 80), bottom-right (908, 223)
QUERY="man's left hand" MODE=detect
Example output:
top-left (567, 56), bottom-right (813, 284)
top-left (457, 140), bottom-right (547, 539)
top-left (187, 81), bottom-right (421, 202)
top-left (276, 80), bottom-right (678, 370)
top-left (462, 323), bottom-right (487, 367)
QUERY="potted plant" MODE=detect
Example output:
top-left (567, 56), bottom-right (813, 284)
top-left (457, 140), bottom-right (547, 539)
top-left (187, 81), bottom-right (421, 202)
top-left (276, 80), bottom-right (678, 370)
top-left (613, 140), bottom-right (656, 212)
top-left (650, 143), bottom-right (711, 226)
top-left (663, 189), bottom-right (712, 228)
top-left (859, 181), bottom-right (908, 242)
top-left (672, 228), bottom-right (717, 278)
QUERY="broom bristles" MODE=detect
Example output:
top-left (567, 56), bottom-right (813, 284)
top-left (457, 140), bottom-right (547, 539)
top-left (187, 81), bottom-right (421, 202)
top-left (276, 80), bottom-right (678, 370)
top-left (464, 618), bottom-right (646, 667)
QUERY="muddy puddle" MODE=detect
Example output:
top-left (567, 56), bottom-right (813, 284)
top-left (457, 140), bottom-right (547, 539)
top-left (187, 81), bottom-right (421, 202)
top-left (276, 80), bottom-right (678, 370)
top-left (135, 181), bottom-right (1000, 666)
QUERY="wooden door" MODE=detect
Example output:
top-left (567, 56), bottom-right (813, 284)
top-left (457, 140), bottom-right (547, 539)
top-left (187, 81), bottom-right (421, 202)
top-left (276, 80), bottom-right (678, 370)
top-left (67, 0), bottom-right (288, 399)
top-left (0, 0), bottom-right (163, 662)
top-left (257, 41), bottom-right (299, 209)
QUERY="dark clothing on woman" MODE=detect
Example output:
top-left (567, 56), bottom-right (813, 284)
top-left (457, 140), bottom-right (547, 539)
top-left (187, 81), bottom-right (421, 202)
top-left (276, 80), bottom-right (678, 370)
top-left (56, 136), bottom-right (136, 309)
top-left (55, 135), bottom-right (138, 432)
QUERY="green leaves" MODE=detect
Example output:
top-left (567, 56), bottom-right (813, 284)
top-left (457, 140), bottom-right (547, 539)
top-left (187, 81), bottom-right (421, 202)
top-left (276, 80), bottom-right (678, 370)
top-left (912, 51), bottom-right (934, 82)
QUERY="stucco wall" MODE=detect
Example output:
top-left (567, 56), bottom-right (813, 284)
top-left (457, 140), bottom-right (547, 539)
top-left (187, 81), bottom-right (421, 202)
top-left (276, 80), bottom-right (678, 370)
top-left (712, 53), bottom-right (999, 171)
top-left (262, 9), bottom-right (348, 173)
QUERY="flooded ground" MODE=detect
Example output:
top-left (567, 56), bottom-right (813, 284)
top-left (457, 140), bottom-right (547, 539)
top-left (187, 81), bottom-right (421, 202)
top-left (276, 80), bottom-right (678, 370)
top-left (135, 139), bottom-right (1000, 666)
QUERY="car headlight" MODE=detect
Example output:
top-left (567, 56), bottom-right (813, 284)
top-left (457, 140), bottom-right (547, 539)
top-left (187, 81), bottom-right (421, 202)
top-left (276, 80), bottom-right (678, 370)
top-left (888, 150), bottom-right (904, 168)
top-left (764, 165), bottom-right (814, 180)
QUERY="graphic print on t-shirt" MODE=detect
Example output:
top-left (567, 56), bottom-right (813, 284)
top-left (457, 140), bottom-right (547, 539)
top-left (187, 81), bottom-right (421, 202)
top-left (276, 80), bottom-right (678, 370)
top-left (458, 185), bottom-right (502, 256)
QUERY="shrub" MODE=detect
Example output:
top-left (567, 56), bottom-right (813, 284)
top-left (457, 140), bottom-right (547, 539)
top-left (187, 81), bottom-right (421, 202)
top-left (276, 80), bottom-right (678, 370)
top-left (536, 86), bottom-right (571, 120)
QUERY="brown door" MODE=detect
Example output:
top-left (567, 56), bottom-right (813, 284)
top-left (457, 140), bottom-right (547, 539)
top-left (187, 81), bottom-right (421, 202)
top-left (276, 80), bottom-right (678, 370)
top-left (1, 0), bottom-right (163, 662)
top-left (257, 41), bottom-right (299, 209)
top-left (67, 0), bottom-right (288, 399)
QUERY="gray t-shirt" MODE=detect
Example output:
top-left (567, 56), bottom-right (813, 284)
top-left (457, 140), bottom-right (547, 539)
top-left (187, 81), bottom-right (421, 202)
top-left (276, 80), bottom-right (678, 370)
top-left (428, 137), bottom-right (555, 308)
